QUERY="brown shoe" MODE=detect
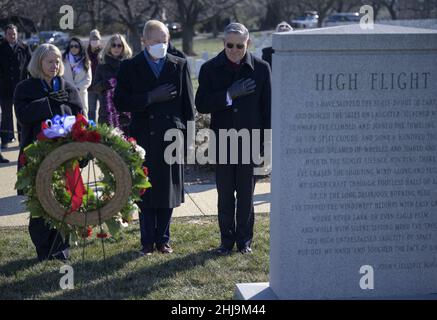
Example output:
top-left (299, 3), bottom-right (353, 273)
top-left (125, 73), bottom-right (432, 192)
top-left (156, 243), bottom-right (173, 254)
top-left (139, 244), bottom-right (154, 256)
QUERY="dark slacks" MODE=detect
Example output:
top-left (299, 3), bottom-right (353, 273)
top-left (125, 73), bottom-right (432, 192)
top-left (28, 217), bottom-right (70, 261)
top-left (138, 205), bottom-right (173, 247)
top-left (216, 164), bottom-right (256, 250)
top-left (87, 91), bottom-right (99, 122)
top-left (0, 98), bottom-right (15, 144)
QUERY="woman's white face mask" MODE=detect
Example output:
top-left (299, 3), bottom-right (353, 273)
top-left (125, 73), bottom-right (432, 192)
top-left (148, 43), bottom-right (168, 59)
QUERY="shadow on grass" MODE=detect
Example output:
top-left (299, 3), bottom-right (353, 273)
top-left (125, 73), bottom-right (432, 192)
top-left (0, 247), bottom-right (219, 299)
top-left (56, 249), bottom-right (218, 299)
top-left (0, 250), bottom-right (138, 299)
top-left (0, 257), bottom-right (39, 277)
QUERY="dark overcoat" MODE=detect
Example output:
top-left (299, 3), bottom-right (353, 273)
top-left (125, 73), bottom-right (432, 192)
top-left (114, 52), bottom-right (195, 208)
top-left (0, 40), bottom-right (32, 99)
top-left (14, 77), bottom-right (83, 152)
top-left (195, 50), bottom-right (271, 164)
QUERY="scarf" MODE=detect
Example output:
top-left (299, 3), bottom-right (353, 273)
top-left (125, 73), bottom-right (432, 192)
top-left (68, 52), bottom-right (84, 75)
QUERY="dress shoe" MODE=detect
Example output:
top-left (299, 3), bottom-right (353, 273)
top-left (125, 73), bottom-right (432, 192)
top-left (139, 244), bottom-right (154, 256)
top-left (216, 245), bottom-right (233, 255)
top-left (0, 154), bottom-right (9, 163)
top-left (50, 248), bottom-right (70, 261)
top-left (238, 246), bottom-right (252, 254)
top-left (156, 243), bottom-right (173, 254)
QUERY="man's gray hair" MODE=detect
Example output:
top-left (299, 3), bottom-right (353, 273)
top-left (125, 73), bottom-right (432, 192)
top-left (224, 22), bottom-right (249, 40)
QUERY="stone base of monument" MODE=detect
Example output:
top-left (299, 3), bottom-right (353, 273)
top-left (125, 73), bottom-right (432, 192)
top-left (234, 283), bottom-right (278, 300)
top-left (235, 282), bottom-right (437, 300)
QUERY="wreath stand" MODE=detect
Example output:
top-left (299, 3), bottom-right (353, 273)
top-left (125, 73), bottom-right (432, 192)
top-left (35, 142), bottom-right (133, 265)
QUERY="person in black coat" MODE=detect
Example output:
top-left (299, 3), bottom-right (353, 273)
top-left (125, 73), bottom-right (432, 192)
top-left (167, 41), bottom-right (186, 59)
top-left (92, 33), bottom-right (132, 133)
top-left (261, 22), bottom-right (293, 68)
top-left (14, 44), bottom-right (83, 261)
top-left (114, 20), bottom-right (195, 255)
top-left (195, 23), bottom-right (271, 255)
top-left (0, 24), bottom-right (32, 148)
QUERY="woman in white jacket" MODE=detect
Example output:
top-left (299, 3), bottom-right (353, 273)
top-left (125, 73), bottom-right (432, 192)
top-left (62, 37), bottom-right (92, 117)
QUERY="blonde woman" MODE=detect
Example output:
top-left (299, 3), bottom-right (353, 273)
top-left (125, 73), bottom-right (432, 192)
top-left (63, 37), bottom-right (92, 118)
top-left (13, 44), bottom-right (83, 261)
top-left (92, 34), bottom-right (132, 133)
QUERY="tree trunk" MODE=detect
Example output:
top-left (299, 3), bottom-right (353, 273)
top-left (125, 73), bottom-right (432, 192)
top-left (182, 23), bottom-right (195, 56)
top-left (211, 14), bottom-right (219, 38)
top-left (128, 24), bottom-right (143, 55)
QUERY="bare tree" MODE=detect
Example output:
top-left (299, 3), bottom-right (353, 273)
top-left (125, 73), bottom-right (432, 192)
top-left (163, 0), bottom-right (239, 56)
top-left (101, 0), bottom-right (159, 54)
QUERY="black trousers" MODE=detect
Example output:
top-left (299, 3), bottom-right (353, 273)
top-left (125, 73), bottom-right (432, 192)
top-left (138, 205), bottom-right (173, 247)
top-left (216, 164), bottom-right (256, 250)
top-left (0, 98), bottom-right (15, 144)
top-left (28, 217), bottom-right (70, 261)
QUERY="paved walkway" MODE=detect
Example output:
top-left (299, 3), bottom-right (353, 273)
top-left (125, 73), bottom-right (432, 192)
top-left (0, 140), bottom-right (271, 227)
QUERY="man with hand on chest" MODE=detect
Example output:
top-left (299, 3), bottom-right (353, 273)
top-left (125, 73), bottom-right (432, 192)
top-left (195, 22), bottom-right (272, 255)
top-left (114, 20), bottom-right (194, 256)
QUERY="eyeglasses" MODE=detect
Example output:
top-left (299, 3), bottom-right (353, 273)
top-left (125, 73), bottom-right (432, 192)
top-left (70, 44), bottom-right (80, 49)
top-left (112, 43), bottom-right (123, 48)
top-left (278, 25), bottom-right (292, 32)
top-left (226, 43), bottom-right (245, 50)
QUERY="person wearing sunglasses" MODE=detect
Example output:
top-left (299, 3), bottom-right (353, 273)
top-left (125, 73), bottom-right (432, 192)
top-left (92, 34), bottom-right (132, 134)
top-left (262, 22), bottom-right (293, 68)
top-left (195, 22), bottom-right (272, 255)
top-left (114, 20), bottom-right (195, 256)
top-left (62, 37), bottom-right (92, 118)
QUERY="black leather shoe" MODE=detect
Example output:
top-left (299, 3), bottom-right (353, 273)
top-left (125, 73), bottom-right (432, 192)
top-left (139, 244), bottom-right (154, 256)
top-left (156, 243), bottom-right (173, 254)
top-left (0, 154), bottom-right (9, 163)
top-left (239, 246), bottom-right (252, 254)
top-left (216, 245), bottom-right (233, 255)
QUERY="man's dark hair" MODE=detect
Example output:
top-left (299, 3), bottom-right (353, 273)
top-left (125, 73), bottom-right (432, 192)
top-left (5, 24), bottom-right (18, 32)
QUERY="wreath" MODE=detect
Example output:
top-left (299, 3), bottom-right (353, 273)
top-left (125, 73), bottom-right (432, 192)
top-left (16, 114), bottom-right (151, 242)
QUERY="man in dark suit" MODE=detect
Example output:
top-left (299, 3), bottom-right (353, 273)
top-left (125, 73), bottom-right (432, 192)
top-left (114, 20), bottom-right (194, 256)
top-left (0, 24), bottom-right (32, 149)
top-left (195, 23), bottom-right (271, 255)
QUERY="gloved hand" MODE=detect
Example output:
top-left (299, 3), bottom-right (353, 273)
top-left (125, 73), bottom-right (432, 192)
top-left (147, 83), bottom-right (177, 105)
top-left (228, 78), bottom-right (256, 100)
top-left (49, 90), bottom-right (69, 103)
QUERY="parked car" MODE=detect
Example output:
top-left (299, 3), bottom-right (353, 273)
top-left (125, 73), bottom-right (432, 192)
top-left (165, 21), bottom-right (182, 38)
top-left (291, 11), bottom-right (319, 29)
top-left (323, 12), bottom-right (361, 27)
top-left (39, 31), bottom-right (69, 49)
top-left (25, 34), bottom-right (41, 51)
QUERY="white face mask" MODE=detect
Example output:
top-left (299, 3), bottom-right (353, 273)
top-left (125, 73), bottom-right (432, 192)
top-left (90, 40), bottom-right (100, 48)
top-left (148, 43), bottom-right (168, 59)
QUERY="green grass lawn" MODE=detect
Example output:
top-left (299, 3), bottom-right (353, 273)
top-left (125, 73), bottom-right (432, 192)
top-left (0, 214), bottom-right (269, 300)
top-left (172, 36), bottom-right (224, 57)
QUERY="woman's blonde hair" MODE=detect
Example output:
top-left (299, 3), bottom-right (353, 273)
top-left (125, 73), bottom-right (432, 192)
top-left (28, 44), bottom-right (64, 79)
top-left (102, 34), bottom-right (132, 63)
